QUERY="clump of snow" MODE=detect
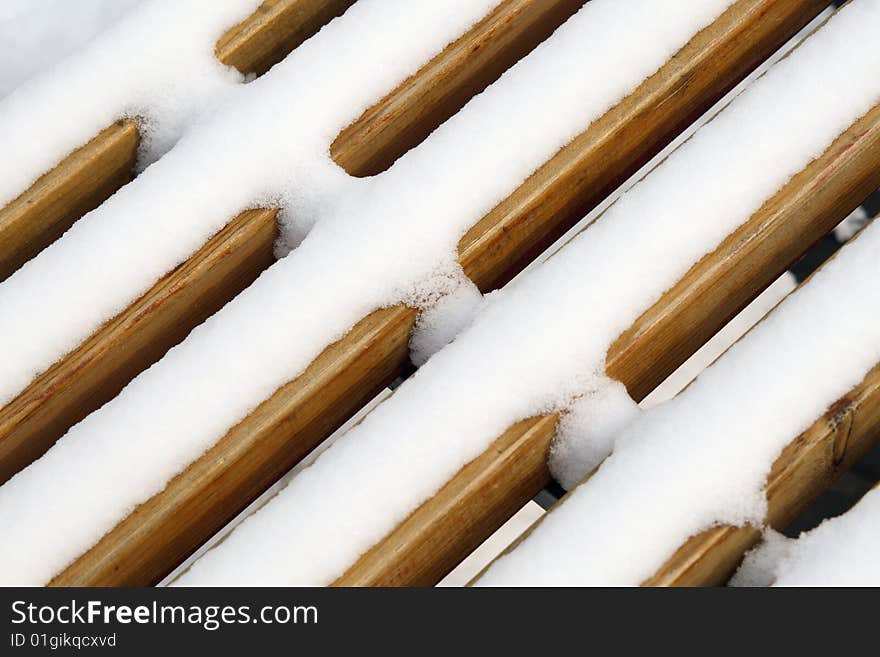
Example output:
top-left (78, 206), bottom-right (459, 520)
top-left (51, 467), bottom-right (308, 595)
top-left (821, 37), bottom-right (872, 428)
top-left (0, 0), bottom-right (743, 586)
top-left (769, 486), bottom-right (880, 586)
top-left (0, 0), bottom-right (141, 98)
top-left (549, 377), bottom-right (641, 490)
top-left (175, 2), bottom-right (880, 586)
top-left (728, 529), bottom-right (793, 587)
top-left (408, 267), bottom-right (483, 367)
top-left (478, 209), bottom-right (880, 586)
top-left (0, 0), bottom-right (263, 209)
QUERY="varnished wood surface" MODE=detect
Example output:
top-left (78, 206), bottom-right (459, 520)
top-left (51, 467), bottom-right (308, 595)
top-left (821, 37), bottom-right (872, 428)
top-left (216, 0), bottom-right (355, 77)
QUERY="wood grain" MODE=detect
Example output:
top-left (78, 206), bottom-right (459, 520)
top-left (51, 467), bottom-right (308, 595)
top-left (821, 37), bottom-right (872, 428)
top-left (644, 361), bottom-right (880, 586)
top-left (331, 0), bottom-right (586, 177)
top-left (337, 101), bottom-right (880, 586)
top-left (0, 209), bottom-right (277, 484)
top-left (216, 0), bottom-right (355, 77)
top-left (43, 0), bottom-right (832, 585)
top-left (0, 0), bottom-right (351, 282)
top-left (0, 120), bottom-right (140, 282)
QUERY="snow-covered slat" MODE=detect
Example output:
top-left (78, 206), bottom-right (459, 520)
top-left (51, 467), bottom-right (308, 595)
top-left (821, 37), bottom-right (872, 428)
top-left (0, 0), bottom-right (350, 282)
top-left (173, 2), bottom-right (880, 586)
top-left (216, 0), bottom-right (354, 78)
top-left (0, 0), bottom-right (826, 587)
top-left (336, 105), bottom-right (880, 587)
top-left (647, 362), bottom-right (880, 585)
top-left (478, 214), bottom-right (880, 586)
top-left (3, 0), bottom-right (580, 482)
top-left (330, 0), bottom-right (587, 177)
top-left (741, 483), bottom-right (880, 586)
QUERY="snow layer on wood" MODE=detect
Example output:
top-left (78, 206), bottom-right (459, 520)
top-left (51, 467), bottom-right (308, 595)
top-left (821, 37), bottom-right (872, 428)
top-left (0, 0), bottom-right (740, 586)
top-left (177, 3), bottom-right (880, 586)
top-left (641, 272), bottom-right (797, 408)
top-left (0, 0), bottom-right (261, 208)
top-left (769, 486), bottom-right (880, 586)
top-left (0, 0), bottom-right (500, 409)
top-left (478, 212), bottom-right (880, 586)
top-left (728, 529), bottom-right (792, 587)
top-left (0, 0), bottom-right (141, 98)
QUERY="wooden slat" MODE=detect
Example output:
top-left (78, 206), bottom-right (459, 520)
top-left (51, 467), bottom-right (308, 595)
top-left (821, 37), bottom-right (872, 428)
top-left (0, 0), bottom-right (352, 283)
top-left (46, 0), bottom-right (831, 586)
top-left (0, 209), bottom-right (277, 485)
top-left (331, 0), bottom-right (586, 177)
top-left (0, 0), bottom-right (584, 483)
top-left (335, 102), bottom-right (880, 586)
top-left (458, 0), bottom-right (833, 291)
top-left (644, 243), bottom-right (880, 587)
top-left (216, 0), bottom-right (355, 77)
top-left (50, 306), bottom-right (415, 586)
top-left (0, 120), bottom-right (140, 281)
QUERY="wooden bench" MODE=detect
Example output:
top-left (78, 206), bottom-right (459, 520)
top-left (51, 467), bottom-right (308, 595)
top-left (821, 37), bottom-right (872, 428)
top-left (5, 0), bottom-right (879, 587)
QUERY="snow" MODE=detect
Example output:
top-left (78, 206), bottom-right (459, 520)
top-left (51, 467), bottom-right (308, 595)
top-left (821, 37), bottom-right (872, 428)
top-left (477, 210), bottom-right (880, 586)
top-left (0, 0), bottom-right (141, 98)
top-left (768, 486), bottom-right (880, 586)
top-left (176, 2), bottom-right (880, 586)
top-left (729, 529), bottom-right (792, 587)
top-left (549, 379), bottom-right (641, 490)
top-left (0, 0), bottom-right (262, 209)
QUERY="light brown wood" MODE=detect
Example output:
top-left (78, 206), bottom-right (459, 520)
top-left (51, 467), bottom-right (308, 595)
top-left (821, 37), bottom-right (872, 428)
top-left (331, 0), bottom-right (586, 177)
top-left (0, 209), bottom-right (277, 484)
top-left (216, 0), bottom-right (355, 77)
top-left (1, 0), bottom-right (584, 481)
top-left (0, 120), bottom-right (140, 282)
top-left (336, 102), bottom-right (880, 586)
top-left (43, 0), bottom-right (831, 585)
top-left (0, 0), bottom-right (351, 283)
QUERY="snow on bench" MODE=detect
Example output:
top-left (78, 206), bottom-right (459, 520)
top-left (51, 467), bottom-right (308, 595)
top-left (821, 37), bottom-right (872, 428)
top-left (0, 0), bottom-right (326, 280)
top-left (476, 208), bottom-right (880, 586)
top-left (0, 0), bottom-right (531, 482)
top-left (171, 1), bottom-right (880, 586)
top-left (732, 484), bottom-right (880, 586)
top-left (0, 0), bottom-right (789, 586)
